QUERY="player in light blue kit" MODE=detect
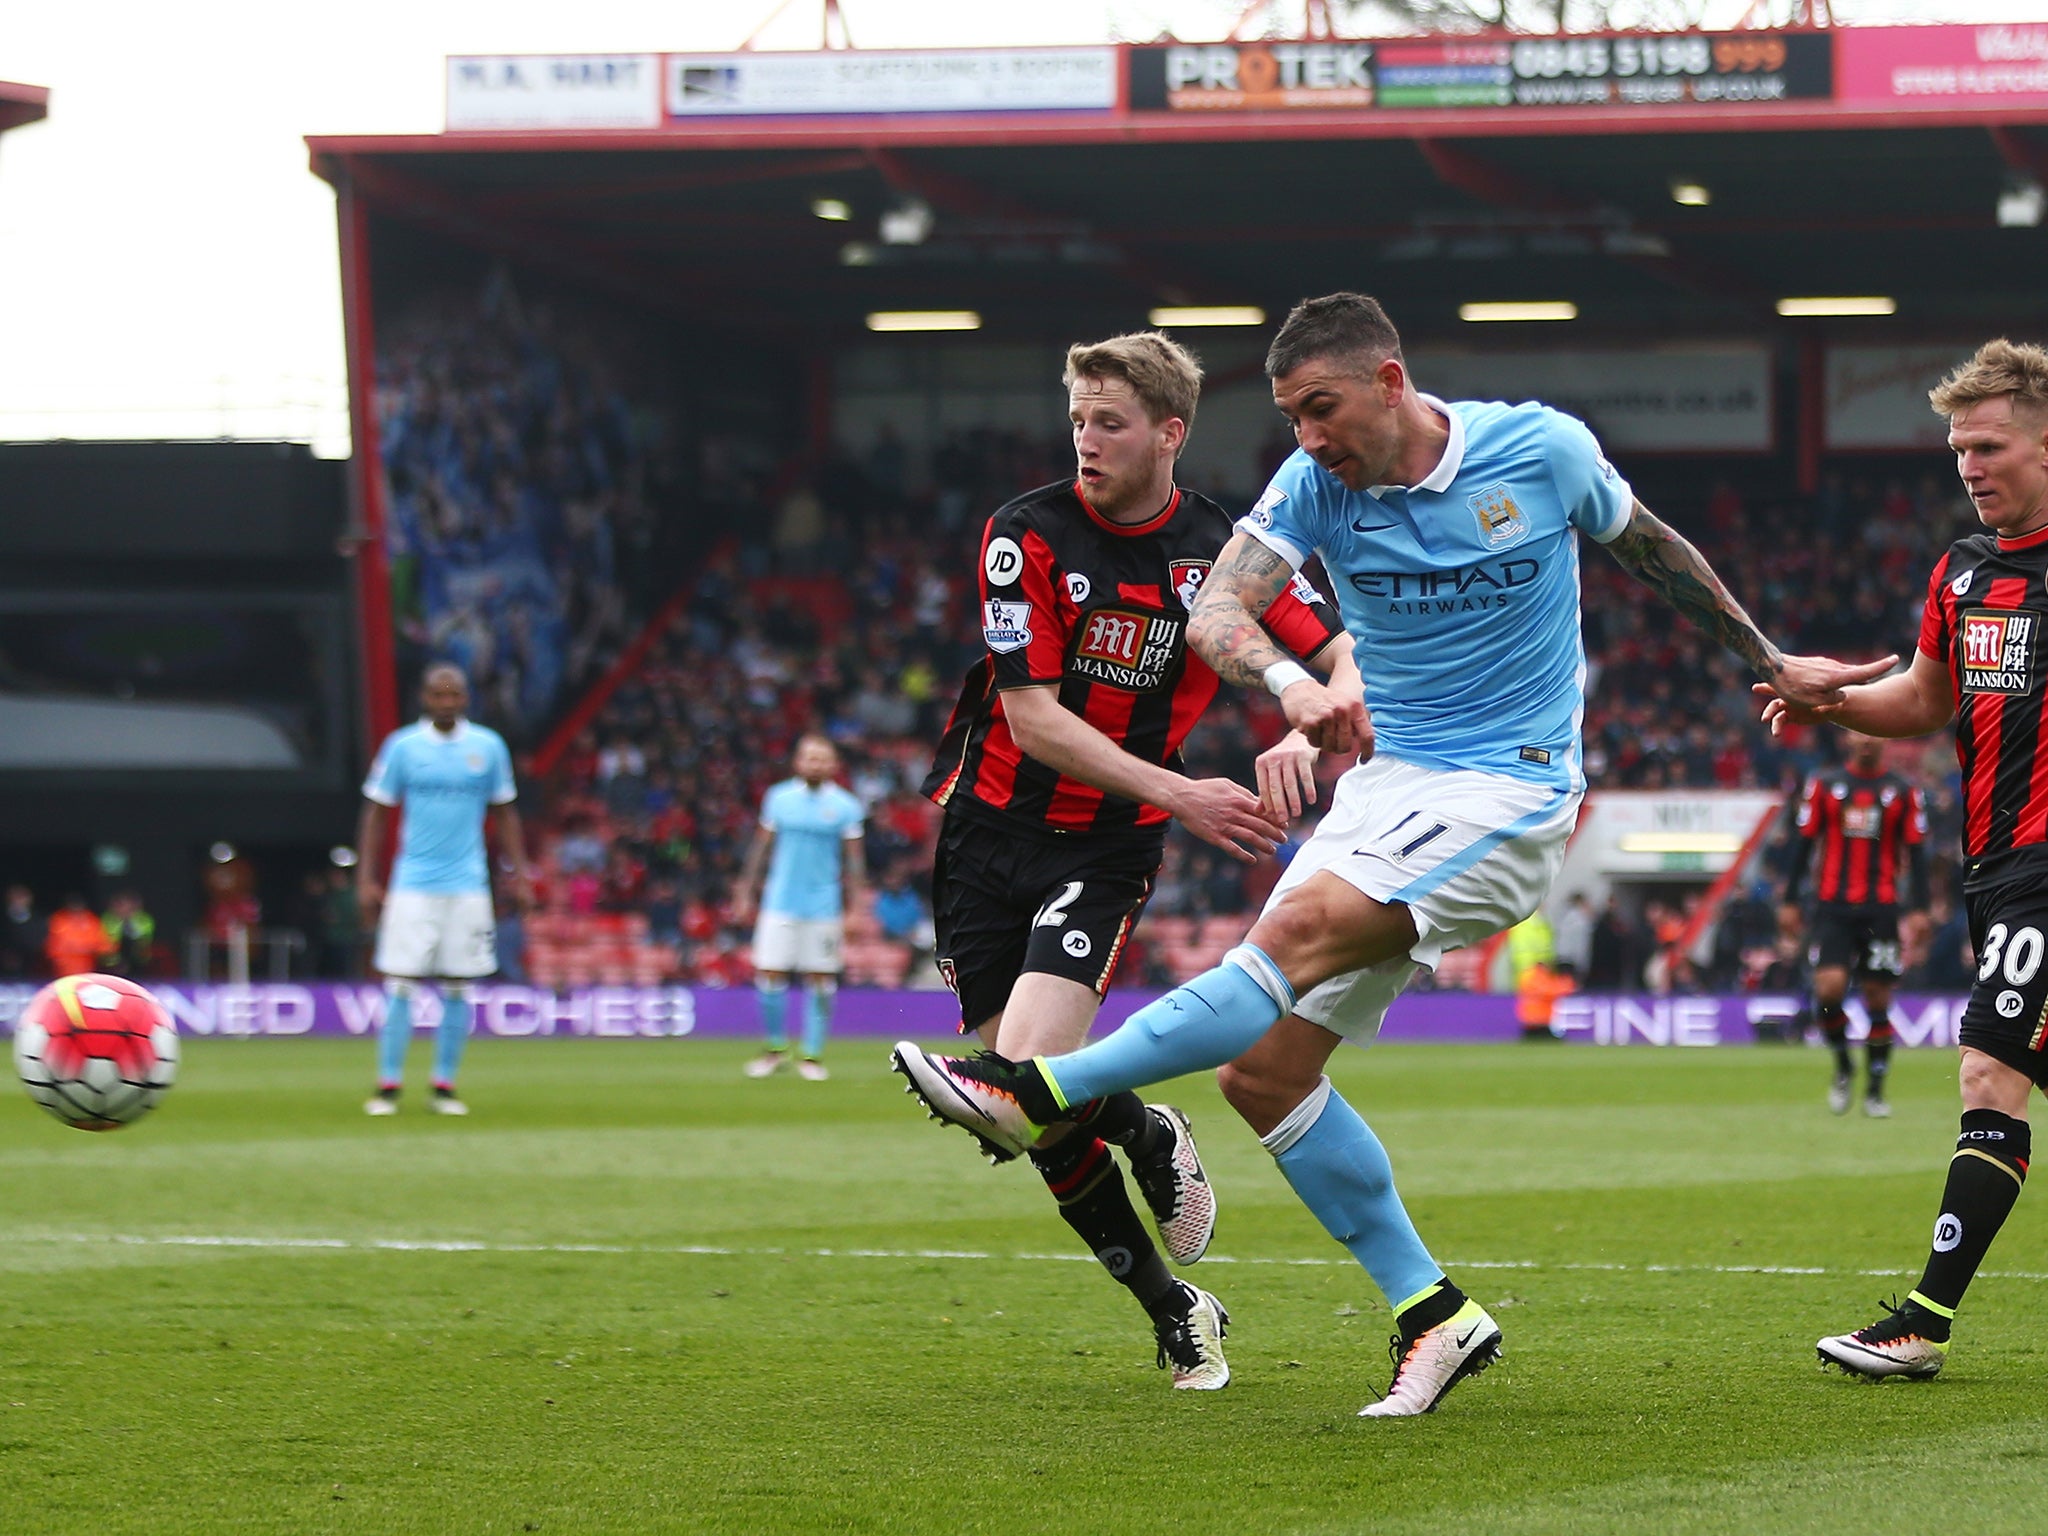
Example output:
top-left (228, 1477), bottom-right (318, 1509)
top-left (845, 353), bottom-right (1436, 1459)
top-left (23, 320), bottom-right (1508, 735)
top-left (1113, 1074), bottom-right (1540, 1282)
top-left (898, 293), bottom-right (1891, 1414)
top-left (734, 735), bottom-right (865, 1081)
top-left (357, 664), bottom-right (532, 1116)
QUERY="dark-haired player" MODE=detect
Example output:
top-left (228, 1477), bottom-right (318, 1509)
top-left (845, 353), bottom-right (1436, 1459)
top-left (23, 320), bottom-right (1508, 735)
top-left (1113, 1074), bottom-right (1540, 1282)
top-left (1761, 338), bottom-right (2048, 1379)
top-left (1787, 730), bottom-right (1927, 1116)
top-left (902, 292), bottom-right (1885, 1415)
top-left (914, 330), bottom-right (1349, 1390)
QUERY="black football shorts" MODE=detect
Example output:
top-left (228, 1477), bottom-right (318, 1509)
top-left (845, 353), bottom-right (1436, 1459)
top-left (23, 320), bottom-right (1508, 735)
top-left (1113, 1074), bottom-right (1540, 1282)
top-left (1959, 880), bottom-right (2048, 1088)
top-left (931, 808), bottom-right (1158, 1034)
top-left (1807, 904), bottom-right (1903, 981)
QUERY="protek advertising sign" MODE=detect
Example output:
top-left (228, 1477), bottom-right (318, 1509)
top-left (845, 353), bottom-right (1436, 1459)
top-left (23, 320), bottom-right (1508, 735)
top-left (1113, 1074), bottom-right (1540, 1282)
top-left (1128, 32), bottom-right (1830, 112)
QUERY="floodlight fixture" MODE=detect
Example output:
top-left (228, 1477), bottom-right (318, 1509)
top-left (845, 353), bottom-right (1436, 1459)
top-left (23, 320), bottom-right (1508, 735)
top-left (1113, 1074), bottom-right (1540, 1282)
top-left (866, 311), bottom-right (982, 332)
top-left (1459, 301), bottom-right (1578, 323)
top-left (1775, 296), bottom-right (1896, 317)
top-left (1148, 306), bottom-right (1266, 327)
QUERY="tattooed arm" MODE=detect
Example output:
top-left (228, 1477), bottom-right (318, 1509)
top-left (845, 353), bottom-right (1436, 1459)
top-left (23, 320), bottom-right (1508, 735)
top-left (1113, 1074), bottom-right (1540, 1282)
top-left (1603, 499), bottom-right (1897, 708)
top-left (1191, 532), bottom-right (1369, 753)
top-left (1187, 532), bottom-right (1297, 688)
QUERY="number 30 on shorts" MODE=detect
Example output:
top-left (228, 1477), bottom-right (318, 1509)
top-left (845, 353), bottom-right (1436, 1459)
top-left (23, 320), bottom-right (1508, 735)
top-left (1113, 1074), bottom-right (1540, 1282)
top-left (1977, 923), bottom-right (2045, 986)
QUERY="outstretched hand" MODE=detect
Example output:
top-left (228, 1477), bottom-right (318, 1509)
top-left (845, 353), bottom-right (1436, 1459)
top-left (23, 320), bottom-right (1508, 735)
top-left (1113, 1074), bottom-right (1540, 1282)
top-left (1750, 652), bottom-right (1899, 736)
top-left (1168, 776), bottom-right (1287, 864)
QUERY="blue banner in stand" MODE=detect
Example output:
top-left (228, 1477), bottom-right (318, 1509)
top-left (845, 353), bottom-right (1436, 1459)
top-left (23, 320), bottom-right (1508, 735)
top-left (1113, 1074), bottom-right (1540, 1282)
top-left (0, 984), bottom-right (1973, 1047)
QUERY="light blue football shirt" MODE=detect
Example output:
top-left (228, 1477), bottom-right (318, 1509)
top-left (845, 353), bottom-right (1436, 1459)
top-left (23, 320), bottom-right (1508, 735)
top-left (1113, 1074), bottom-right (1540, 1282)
top-left (760, 778), bottom-right (865, 920)
top-left (362, 719), bottom-right (517, 894)
top-left (1237, 395), bottom-right (1632, 791)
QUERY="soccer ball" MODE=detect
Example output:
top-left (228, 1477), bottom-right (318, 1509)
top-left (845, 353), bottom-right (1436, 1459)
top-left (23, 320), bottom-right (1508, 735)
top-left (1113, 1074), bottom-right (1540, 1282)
top-left (13, 973), bottom-right (179, 1131)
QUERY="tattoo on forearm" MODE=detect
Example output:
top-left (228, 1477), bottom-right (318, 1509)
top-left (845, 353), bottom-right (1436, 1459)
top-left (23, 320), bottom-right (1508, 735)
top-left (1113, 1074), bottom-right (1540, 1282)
top-left (1189, 536), bottom-right (1295, 690)
top-left (1605, 502), bottom-right (1783, 680)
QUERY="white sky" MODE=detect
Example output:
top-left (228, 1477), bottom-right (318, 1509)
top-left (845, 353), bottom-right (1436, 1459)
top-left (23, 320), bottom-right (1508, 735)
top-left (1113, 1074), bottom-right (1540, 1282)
top-left (0, 0), bottom-right (2038, 456)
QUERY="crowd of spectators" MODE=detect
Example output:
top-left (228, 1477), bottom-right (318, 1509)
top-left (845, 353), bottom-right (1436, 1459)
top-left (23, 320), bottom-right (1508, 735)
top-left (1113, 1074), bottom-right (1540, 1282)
top-left (375, 269), bottom-right (683, 741)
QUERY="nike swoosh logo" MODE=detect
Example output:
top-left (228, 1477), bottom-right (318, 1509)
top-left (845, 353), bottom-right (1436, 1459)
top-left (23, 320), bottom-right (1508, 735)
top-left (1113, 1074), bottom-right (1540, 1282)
top-left (1454, 1325), bottom-right (1482, 1349)
top-left (1351, 520), bottom-right (1397, 533)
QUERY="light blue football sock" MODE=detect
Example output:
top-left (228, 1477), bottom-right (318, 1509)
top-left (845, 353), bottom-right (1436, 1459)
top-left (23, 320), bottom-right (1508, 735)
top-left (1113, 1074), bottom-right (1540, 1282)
top-left (1040, 946), bottom-right (1292, 1108)
top-left (755, 979), bottom-right (790, 1051)
top-left (1265, 1076), bottom-right (1443, 1308)
top-left (799, 982), bottom-right (834, 1059)
top-left (376, 982), bottom-right (413, 1088)
top-left (432, 989), bottom-right (471, 1088)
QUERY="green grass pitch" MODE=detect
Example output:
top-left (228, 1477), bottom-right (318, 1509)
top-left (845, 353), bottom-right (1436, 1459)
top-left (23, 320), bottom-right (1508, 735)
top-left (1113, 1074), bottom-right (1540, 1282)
top-left (3, 1036), bottom-right (2045, 1534)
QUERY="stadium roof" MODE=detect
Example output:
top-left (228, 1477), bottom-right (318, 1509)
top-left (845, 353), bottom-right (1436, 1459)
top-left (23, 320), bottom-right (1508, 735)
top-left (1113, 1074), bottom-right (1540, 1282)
top-left (308, 33), bottom-right (2048, 346)
top-left (0, 80), bottom-right (48, 138)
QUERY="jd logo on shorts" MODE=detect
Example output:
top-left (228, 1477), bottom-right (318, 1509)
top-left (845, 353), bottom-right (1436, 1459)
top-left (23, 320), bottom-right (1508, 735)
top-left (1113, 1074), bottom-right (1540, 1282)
top-left (1062, 930), bottom-right (1093, 958)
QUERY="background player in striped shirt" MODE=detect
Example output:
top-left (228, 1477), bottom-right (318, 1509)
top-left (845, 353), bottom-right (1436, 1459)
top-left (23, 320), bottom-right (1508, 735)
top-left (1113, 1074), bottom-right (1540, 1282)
top-left (1763, 339), bottom-right (2048, 1381)
top-left (732, 735), bottom-right (865, 1082)
top-left (1786, 730), bottom-right (1927, 1117)
top-left (904, 292), bottom-right (1884, 1415)
top-left (358, 664), bottom-right (531, 1116)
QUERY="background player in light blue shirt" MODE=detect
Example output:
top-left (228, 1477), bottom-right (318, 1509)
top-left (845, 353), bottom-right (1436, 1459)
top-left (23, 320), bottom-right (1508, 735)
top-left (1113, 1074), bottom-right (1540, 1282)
top-left (734, 735), bottom-right (865, 1081)
top-left (358, 664), bottom-right (532, 1116)
top-left (899, 292), bottom-right (1890, 1415)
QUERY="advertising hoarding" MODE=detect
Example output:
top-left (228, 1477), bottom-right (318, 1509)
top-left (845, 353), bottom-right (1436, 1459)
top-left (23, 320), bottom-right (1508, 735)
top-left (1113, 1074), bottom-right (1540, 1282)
top-left (446, 55), bottom-right (662, 131)
top-left (1837, 23), bottom-right (2048, 109)
top-left (1409, 347), bottom-right (1773, 452)
top-left (1825, 344), bottom-right (1978, 451)
top-left (664, 48), bottom-right (1117, 117)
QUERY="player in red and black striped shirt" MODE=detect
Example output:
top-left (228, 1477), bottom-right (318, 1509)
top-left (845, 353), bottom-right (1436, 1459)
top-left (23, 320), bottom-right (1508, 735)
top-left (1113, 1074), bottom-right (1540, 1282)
top-left (1785, 732), bottom-right (1927, 1115)
top-left (917, 332), bottom-right (1352, 1389)
top-left (1760, 338), bottom-right (2048, 1380)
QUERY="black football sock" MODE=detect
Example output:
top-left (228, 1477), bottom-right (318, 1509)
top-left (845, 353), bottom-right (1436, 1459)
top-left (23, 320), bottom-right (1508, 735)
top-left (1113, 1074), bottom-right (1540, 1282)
top-left (1865, 1010), bottom-right (1894, 1098)
top-left (1909, 1109), bottom-right (2031, 1332)
top-left (1030, 1133), bottom-right (1179, 1315)
top-left (1072, 1092), bottom-right (1167, 1160)
top-left (1816, 1001), bottom-right (1853, 1075)
top-left (1394, 1279), bottom-right (1466, 1338)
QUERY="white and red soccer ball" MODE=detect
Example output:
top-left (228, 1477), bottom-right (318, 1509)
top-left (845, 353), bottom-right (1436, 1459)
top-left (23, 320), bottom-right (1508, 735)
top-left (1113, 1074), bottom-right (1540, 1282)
top-left (13, 973), bottom-right (179, 1131)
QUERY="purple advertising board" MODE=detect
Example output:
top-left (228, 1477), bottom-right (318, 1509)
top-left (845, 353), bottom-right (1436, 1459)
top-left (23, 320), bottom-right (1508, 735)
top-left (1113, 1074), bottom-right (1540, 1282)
top-left (0, 983), bottom-right (1969, 1048)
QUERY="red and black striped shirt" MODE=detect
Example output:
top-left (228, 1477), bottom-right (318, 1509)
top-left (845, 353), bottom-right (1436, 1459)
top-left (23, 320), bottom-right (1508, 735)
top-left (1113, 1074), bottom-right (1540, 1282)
top-left (1919, 524), bottom-right (2048, 889)
top-left (923, 480), bottom-right (1344, 839)
top-left (1791, 766), bottom-right (1925, 906)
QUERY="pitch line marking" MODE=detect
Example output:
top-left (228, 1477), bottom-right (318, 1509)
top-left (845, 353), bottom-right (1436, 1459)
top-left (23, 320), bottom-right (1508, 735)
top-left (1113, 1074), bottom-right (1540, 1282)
top-left (8, 1231), bottom-right (2048, 1284)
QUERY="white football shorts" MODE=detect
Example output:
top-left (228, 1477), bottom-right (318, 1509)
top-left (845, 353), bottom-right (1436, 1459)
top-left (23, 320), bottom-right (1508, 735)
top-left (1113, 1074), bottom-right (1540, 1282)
top-left (752, 913), bottom-right (844, 976)
top-left (1269, 755), bottom-right (1581, 1044)
top-left (374, 890), bottom-right (498, 979)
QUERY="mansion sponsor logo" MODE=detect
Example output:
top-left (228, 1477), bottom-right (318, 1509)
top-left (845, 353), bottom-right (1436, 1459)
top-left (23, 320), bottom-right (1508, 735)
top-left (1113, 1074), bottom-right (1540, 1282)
top-left (1960, 608), bottom-right (2037, 694)
top-left (1072, 608), bottom-right (1182, 689)
top-left (1348, 557), bottom-right (1540, 615)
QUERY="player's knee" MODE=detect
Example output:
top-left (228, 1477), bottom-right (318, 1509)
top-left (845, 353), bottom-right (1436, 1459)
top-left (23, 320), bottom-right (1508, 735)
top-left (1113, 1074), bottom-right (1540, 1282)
top-left (1217, 1058), bottom-right (1315, 1139)
top-left (444, 982), bottom-right (473, 1003)
top-left (807, 975), bottom-right (837, 997)
top-left (1958, 1048), bottom-right (2031, 1112)
top-left (384, 977), bottom-right (418, 1001)
top-left (756, 974), bottom-right (790, 993)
